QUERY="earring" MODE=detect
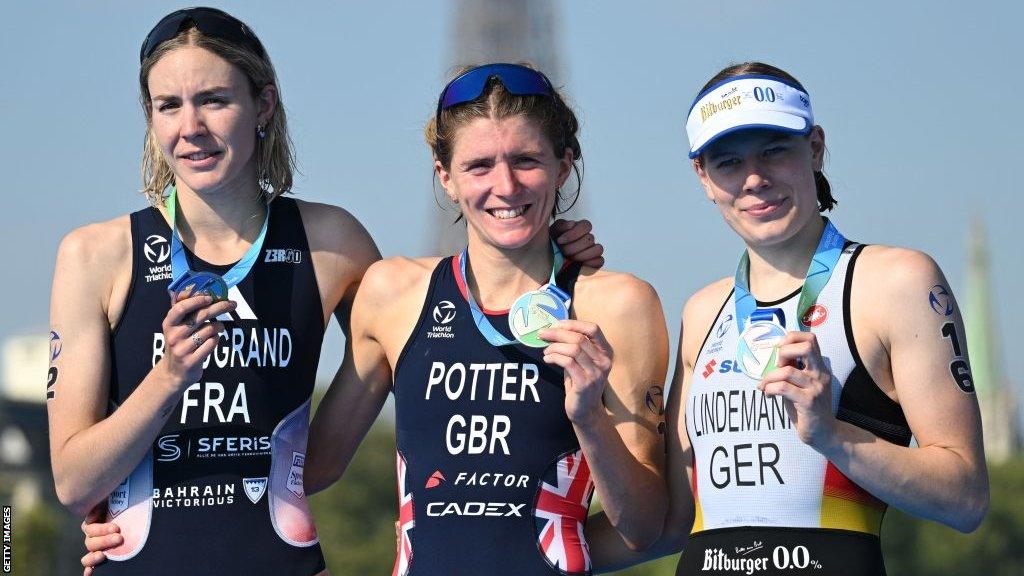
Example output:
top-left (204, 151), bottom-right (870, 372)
top-left (257, 124), bottom-right (267, 139)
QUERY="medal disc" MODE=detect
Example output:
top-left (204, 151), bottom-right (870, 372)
top-left (168, 271), bottom-right (229, 303)
top-left (736, 320), bottom-right (786, 379)
top-left (508, 289), bottom-right (569, 348)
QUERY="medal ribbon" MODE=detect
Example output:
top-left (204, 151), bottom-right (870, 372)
top-left (733, 218), bottom-right (846, 336)
top-left (458, 241), bottom-right (569, 347)
top-left (166, 187), bottom-right (270, 287)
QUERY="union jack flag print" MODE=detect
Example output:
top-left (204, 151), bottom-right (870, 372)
top-left (534, 450), bottom-right (595, 574)
top-left (392, 451), bottom-right (414, 576)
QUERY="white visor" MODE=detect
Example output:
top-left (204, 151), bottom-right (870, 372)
top-left (686, 75), bottom-right (813, 158)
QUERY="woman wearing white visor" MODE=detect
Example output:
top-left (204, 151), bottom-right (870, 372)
top-left (588, 62), bottom-right (988, 575)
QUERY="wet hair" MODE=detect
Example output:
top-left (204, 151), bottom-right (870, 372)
top-left (696, 62), bottom-right (836, 212)
top-left (138, 24), bottom-right (296, 206)
top-left (424, 63), bottom-right (584, 216)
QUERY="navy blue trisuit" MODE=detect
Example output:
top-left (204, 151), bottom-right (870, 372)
top-left (391, 254), bottom-right (596, 576)
top-left (96, 198), bottom-right (326, 575)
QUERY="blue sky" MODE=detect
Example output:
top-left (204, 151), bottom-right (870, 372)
top-left (2, 1), bottom-right (1021, 409)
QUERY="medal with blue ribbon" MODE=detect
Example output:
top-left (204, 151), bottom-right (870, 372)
top-left (165, 187), bottom-right (270, 303)
top-left (733, 218), bottom-right (845, 379)
top-left (459, 242), bottom-right (571, 348)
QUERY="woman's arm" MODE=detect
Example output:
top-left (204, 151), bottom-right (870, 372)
top-left (47, 222), bottom-right (234, 516)
top-left (304, 262), bottom-right (395, 494)
top-left (305, 255), bottom-right (436, 494)
top-left (760, 247), bottom-right (988, 532)
top-left (540, 273), bottom-right (670, 551)
top-left (588, 280), bottom-right (727, 571)
top-left (295, 200), bottom-right (390, 494)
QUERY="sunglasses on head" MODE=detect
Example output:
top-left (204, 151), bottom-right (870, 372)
top-left (435, 63), bottom-right (554, 120)
top-left (140, 7), bottom-right (266, 64)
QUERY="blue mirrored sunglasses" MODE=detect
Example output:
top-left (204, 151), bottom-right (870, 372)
top-left (436, 63), bottom-right (554, 119)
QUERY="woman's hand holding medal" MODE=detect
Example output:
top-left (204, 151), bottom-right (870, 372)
top-left (158, 187), bottom-right (254, 387)
top-left (539, 320), bottom-right (614, 426)
top-left (158, 293), bottom-right (236, 387)
top-left (733, 220), bottom-right (846, 450)
top-left (757, 331), bottom-right (837, 450)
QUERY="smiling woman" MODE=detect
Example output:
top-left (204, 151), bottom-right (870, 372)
top-left (426, 63), bottom-right (583, 226)
top-left (438, 114), bottom-right (571, 250)
top-left (300, 63), bottom-right (670, 576)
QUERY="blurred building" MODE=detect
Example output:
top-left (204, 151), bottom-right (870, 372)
top-left (1, 334), bottom-right (81, 573)
top-left (449, 0), bottom-right (562, 82)
top-left (1, 335), bottom-right (50, 510)
top-left (964, 219), bottom-right (1021, 463)
top-left (432, 0), bottom-right (582, 255)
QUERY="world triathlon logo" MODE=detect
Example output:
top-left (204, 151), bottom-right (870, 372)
top-left (715, 314), bottom-right (734, 339)
top-left (144, 234), bottom-right (170, 264)
top-left (49, 330), bottom-right (62, 362)
top-left (644, 386), bottom-right (665, 415)
top-left (929, 285), bottom-right (954, 317)
top-left (433, 301), bottom-right (456, 324)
